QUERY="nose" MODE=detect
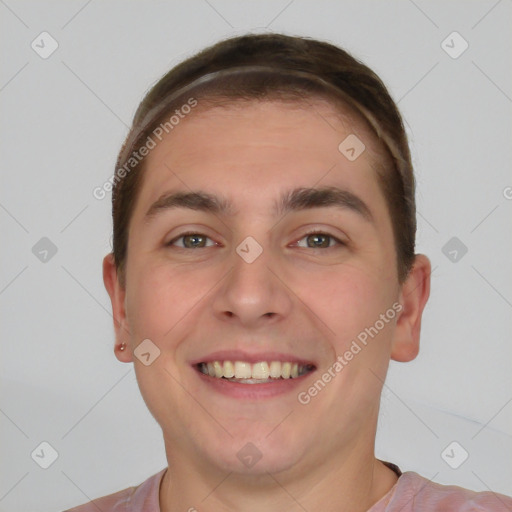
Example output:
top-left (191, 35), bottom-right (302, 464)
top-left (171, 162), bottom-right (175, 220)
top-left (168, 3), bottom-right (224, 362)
top-left (212, 245), bottom-right (293, 329)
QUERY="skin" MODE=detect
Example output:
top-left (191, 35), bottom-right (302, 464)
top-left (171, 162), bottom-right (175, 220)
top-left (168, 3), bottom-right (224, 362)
top-left (103, 99), bottom-right (431, 512)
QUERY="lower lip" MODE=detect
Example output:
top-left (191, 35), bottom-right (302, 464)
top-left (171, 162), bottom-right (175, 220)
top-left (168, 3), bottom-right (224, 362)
top-left (193, 368), bottom-right (314, 400)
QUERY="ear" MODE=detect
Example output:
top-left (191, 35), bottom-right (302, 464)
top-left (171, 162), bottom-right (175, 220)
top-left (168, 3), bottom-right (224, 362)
top-left (103, 253), bottom-right (133, 363)
top-left (391, 254), bottom-right (431, 362)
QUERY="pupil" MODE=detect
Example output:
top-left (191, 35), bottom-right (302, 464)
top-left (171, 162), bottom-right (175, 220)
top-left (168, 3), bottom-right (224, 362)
top-left (309, 234), bottom-right (328, 248)
top-left (185, 234), bottom-right (204, 248)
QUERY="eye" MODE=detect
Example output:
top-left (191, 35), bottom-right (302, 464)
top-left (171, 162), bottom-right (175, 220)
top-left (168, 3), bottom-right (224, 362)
top-left (167, 232), bottom-right (217, 249)
top-left (295, 231), bottom-right (345, 249)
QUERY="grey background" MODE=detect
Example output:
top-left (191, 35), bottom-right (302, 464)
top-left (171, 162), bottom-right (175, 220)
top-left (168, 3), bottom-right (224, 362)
top-left (1, 1), bottom-right (511, 511)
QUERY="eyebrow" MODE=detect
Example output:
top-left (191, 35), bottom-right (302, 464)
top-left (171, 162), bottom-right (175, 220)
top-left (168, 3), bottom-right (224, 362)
top-left (144, 186), bottom-right (374, 223)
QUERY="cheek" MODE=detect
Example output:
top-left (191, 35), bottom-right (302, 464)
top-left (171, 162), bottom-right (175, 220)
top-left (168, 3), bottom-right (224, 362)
top-left (125, 262), bottom-right (182, 340)
top-left (295, 265), bottom-right (395, 349)
top-left (125, 260), bottom-right (216, 342)
top-left (298, 268), bottom-right (396, 411)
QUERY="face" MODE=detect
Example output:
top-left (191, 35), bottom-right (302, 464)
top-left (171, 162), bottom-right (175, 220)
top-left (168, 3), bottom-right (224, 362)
top-left (104, 99), bottom-right (430, 477)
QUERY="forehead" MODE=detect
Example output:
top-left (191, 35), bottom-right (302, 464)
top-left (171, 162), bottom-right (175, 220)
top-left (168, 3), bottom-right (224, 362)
top-left (133, 98), bottom-right (388, 219)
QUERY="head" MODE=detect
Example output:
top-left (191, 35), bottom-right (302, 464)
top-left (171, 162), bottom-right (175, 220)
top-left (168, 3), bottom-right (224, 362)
top-left (103, 33), bottom-right (430, 476)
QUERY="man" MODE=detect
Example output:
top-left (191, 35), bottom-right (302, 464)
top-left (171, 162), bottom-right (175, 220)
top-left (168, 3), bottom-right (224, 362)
top-left (68, 33), bottom-right (512, 511)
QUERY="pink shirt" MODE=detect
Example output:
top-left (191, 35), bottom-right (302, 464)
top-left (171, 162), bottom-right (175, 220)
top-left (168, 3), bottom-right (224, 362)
top-left (64, 464), bottom-right (512, 511)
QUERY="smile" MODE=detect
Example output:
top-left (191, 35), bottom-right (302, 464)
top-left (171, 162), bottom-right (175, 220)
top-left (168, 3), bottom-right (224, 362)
top-left (196, 360), bottom-right (315, 383)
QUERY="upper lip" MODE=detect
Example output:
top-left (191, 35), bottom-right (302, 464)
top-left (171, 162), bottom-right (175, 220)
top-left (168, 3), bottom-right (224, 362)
top-left (189, 349), bottom-right (317, 367)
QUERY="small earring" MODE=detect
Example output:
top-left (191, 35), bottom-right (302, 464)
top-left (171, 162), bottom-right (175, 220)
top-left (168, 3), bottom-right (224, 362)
top-left (119, 343), bottom-right (126, 351)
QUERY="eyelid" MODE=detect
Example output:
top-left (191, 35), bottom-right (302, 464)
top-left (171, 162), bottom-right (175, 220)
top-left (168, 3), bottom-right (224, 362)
top-left (166, 228), bottom-right (347, 250)
top-left (164, 224), bottom-right (221, 244)
top-left (293, 229), bottom-right (346, 249)
top-left (167, 231), bottom-right (219, 248)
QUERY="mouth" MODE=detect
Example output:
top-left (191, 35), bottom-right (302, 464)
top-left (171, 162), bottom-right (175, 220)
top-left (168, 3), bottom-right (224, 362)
top-left (195, 360), bottom-right (316, 384)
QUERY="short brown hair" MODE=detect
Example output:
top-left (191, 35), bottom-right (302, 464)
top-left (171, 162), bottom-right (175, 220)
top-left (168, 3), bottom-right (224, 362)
top-left (111, 33), bottom-right (416, 286)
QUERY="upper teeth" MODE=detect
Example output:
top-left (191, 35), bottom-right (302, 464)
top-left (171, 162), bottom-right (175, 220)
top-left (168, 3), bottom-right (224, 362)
top-left (198, 361), bottom-right (312, 380)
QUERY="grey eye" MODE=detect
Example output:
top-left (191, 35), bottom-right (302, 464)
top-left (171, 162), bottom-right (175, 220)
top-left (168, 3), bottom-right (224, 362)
top-left (170, 233), bottom-right (216, 248)
top-left (296, 232), bottom-right (342, 249)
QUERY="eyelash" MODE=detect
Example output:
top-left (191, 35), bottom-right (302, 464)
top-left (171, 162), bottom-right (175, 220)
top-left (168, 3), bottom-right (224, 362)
top-left (167, 230), bottom-right (346, 250)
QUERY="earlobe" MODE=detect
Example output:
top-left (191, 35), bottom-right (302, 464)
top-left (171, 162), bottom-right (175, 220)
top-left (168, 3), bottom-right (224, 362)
top-left (390, 254), bottom-right (431, 363)
top-left (102, 253), bottom-right (133, 363)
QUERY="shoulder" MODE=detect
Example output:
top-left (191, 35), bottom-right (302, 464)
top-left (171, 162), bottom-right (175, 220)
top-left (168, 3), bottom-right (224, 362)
top-left (385, 471), bottom-right (512, 511)
top-left (63, 468), bottom-right (166, 512)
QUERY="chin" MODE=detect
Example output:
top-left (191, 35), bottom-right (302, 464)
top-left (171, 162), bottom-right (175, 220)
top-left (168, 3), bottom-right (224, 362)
top-left (203, 429), bottom-right (306, 476)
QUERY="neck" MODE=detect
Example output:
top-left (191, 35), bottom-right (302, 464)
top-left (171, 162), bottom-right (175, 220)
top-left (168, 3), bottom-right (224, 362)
top-left (159, 439), bottom-right (398, 512)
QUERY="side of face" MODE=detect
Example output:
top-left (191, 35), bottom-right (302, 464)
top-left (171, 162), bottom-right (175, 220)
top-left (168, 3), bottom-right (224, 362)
top-left (103, 99), bottom-right (430, 475)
